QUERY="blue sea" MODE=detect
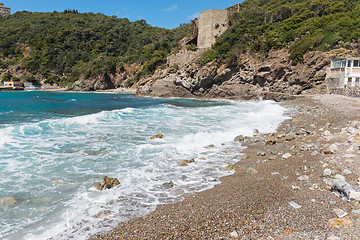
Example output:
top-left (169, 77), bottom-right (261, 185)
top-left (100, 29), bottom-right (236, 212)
top-left (0, 91), bottom-right (287, 240)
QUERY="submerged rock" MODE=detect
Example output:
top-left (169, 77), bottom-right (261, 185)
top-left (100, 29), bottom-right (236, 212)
top-left (179, 159), bottom-right (195, 167)
top-left (93, 176), bottom-right (120, 191)
top-left (148, 134), bottom-right (163, 140)
top-left (0, 196), bottom-right (17, 207)
top-left (170, 189), bottom-right (185, 196)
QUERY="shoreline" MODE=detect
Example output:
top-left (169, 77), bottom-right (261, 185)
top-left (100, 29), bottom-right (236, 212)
top-left (93, 94), bottom-right (360, 239)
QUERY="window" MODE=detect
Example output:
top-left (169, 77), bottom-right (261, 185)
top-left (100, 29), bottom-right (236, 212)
top-left (356, 78), bottom-right (360, 86)
top-left (332, 59), bottom-right (347, 68)
top-left (354, 60), bottom-right (360, 67)
top-left (348, 77), bottom-right (352, 85)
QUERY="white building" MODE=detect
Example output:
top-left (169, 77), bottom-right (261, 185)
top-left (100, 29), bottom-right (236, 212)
top-left (329, 58), bottom-right (360, 88)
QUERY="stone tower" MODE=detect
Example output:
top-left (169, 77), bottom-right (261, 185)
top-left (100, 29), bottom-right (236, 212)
top-left (167, 8), bottom-right (230, 67)
top-left (197, 9), bottom-right (229, 50)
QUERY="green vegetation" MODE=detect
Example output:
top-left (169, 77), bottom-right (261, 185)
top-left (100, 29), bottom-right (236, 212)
top-left (2, 0), bottom-right (358, 85)
top-left (1, 72), bottom-right (11, 82)
top-left (0, 11), bottom-right (190, 85)
top-left (201, 0), bottom-right (360, 65)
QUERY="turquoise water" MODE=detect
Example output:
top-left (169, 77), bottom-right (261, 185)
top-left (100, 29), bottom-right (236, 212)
top-left (0, 91), bottom-right (287, 240)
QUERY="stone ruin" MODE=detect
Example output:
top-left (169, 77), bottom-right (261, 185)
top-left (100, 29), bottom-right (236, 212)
top-left (167, 8), bottom-right (232, 67)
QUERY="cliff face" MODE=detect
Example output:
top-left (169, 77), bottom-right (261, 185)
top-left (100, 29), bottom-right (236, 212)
top-left (136, 48), bottom-right (357, 101)
top-left (67, 63), bottom-right (142, 91)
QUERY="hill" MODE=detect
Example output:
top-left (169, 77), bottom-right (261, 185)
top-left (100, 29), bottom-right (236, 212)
top-left (0, 10), bottom-right (190, 87)
top-left (137, 0), bottom-right (360, 100)
top-left (203, 0), bottom-right (360, 65)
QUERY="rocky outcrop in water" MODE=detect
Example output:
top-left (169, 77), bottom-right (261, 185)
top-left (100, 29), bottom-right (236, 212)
top-left (148, 134), bottom-right (164, 140)
top-left (0, 196), bottom-right (18, 207)
top-left (93, 176), bottom-right (120, 191)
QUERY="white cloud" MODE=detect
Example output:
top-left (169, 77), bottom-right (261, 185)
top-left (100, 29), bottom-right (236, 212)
top-left (164, 5), bottom-right (178, 12)
top-left (189, 12), bottom-right (200, 20)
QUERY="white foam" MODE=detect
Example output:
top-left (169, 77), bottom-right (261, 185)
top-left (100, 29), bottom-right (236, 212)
top-left (0, 99), bottom-right (288, 240)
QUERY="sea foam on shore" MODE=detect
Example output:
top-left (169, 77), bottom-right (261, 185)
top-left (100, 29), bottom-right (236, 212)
top-left (0, 92), bottom-right (287, 240)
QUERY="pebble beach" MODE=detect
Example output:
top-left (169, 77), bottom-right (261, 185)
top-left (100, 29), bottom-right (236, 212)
top-left (93, 94), bottom-right (360, 240)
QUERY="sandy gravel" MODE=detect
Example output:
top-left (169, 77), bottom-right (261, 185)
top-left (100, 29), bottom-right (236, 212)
top-left (92, 94), bottom-right (360, 240)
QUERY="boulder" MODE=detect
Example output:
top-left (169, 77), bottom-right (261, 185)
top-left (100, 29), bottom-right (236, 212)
top-left (163, 181), bottom-right (174, 189)
top-left (266, 137), bottom-right (277, 145)
top-left (93, 176), bottom-right (120, 191)
top-left (284, 133), bottom-right (296, 141)
top-left (92, 182), bottom-right (102, 191)
top-left (179, 159), bottom-right (195, 167)
top-left (234, 135), bottom-right (244, 142)
top-left (102, 176), bottom-right (121, 189)
top-left (331, 179), bottom-right (360, 201)
top-left (148, 134), bottom-right (163, 140)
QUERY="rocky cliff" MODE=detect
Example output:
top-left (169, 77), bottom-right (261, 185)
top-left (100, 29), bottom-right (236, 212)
top-left (135, 48), bottom-right (358, 101)
top-left (67, 63), bottom-right (142, 91)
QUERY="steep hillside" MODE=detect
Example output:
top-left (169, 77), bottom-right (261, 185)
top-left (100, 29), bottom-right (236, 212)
top-left (203, 0), bottom-right (360, 65)
top-left (137, 0), bottom-right (360, 100)
top-left (0, 10), bottom-right (190, 87)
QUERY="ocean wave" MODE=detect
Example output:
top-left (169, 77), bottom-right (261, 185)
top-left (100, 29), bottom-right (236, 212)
top-left (0, 99), bottom-right (288, 240)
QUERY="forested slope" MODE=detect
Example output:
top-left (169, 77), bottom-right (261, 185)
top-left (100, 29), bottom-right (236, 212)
top-left (202, 0), bottom-right (360, 65)
top-left (0, 10), bottom-right (190, 85)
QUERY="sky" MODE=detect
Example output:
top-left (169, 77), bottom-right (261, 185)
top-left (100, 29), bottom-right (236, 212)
top-left (3, 1), bottom-right (243, 29)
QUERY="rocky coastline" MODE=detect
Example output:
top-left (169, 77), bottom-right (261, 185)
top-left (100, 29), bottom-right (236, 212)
top-left (93, 94), bottom-right (360, 240)
top-left (134, 48), bottom-right (358, 102)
